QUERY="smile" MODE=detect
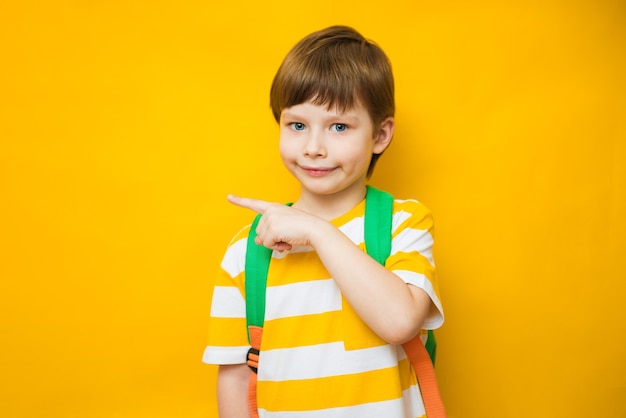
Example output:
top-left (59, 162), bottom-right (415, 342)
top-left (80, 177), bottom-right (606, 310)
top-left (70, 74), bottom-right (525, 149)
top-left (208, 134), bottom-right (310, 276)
top-left (299, 166), bottom-right (336, 177)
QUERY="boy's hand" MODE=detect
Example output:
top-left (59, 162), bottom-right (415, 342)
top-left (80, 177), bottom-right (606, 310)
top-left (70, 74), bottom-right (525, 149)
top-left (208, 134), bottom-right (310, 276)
top-left (228, 194), bottom-right (324, 252)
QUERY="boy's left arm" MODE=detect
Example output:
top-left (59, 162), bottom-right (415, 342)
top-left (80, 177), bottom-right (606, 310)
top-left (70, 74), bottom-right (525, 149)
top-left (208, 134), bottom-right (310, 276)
top-left (310, 221), bottom-right (434, 345)
top-left (227, 195), bottom-right (435, 345)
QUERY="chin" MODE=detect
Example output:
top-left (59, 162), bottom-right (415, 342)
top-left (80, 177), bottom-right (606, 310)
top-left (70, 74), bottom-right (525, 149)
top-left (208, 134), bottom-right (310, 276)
top-left (299, 182), bottom-right (341, 196)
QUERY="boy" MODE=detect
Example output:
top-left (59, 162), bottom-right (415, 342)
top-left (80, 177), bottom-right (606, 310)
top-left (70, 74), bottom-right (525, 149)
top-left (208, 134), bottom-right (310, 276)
top-left (203, 25), bottom-right (444, 417)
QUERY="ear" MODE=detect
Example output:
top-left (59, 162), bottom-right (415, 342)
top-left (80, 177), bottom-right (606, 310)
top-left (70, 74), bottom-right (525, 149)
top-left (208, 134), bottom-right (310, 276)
top-left (373, 117), bottom-right (394, 154)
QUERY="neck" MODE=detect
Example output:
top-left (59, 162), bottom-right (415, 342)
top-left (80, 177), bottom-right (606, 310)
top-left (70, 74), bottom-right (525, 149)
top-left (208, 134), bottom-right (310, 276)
top-left (293, 183), bottom-right (368, 220)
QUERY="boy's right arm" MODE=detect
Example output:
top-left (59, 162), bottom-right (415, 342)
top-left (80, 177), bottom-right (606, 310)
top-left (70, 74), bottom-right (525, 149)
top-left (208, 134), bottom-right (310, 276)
top-left (217, 364), bottom-right (251, 418)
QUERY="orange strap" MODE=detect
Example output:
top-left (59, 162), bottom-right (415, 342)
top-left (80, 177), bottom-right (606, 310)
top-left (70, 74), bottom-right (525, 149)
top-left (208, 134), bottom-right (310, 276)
top-left (247, 326), bottom-right (263, 418)
top-left (403, 336), bottom-right (447, 418)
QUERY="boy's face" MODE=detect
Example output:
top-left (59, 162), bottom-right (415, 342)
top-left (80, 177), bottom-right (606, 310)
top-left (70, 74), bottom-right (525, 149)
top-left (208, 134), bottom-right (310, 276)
top-left (279, 100), bottom-right (393, 199)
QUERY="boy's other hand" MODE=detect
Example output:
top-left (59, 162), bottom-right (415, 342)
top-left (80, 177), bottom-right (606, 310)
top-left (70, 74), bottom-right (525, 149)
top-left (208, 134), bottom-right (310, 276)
top-left (227, 194), bottom-right (326, 252)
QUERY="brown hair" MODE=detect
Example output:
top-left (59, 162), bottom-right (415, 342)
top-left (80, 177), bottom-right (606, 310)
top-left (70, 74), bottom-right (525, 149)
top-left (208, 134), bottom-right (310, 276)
top-left (270, 25), bottom-right (395, 177)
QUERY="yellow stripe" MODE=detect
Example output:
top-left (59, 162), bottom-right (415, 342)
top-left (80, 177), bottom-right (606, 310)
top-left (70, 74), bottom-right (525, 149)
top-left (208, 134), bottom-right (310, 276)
top-left (330, 199), bottom-right (365, 227)
top-left (398, 356), bottom-right (417, 391)
top-left (214, 270), bottom-right (245, 292)
top-left (342, 296), bottom-right (388, 350)
top-left (261, 310), bottom-right (343, 350)
top-left (268, 250), bottom-right (330, 285)
top-left (392, 200), bottom-right (433, 234)
top-left (258, 366), bottom-right (403, 411)
top-left (206, 317), bottom-right (248, 346)
top-left (387, 251), bottom-right (436, 280)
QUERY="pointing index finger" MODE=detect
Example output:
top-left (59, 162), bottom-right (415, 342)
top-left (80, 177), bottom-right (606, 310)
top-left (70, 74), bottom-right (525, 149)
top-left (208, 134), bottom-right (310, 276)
top-left (227, 194), bottom-right (272, 214)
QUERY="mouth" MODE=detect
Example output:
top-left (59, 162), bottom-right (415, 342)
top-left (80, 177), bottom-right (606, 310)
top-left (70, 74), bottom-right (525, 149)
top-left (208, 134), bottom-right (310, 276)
top-left (299, 165), bottom-right (336, 177)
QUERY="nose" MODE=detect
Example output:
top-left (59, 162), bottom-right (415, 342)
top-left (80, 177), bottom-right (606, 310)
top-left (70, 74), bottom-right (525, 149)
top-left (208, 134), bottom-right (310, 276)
top-left (303, 129), bottom-right (326, 158)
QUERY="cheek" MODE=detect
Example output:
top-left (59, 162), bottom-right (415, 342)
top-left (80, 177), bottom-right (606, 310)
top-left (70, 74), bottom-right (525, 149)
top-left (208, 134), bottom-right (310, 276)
top-left (341, 138), bottom-right (376, 160)
top-left (352, 140), bottom-right (378, 170)
top-left (278, 135), bottom-right (296, 161)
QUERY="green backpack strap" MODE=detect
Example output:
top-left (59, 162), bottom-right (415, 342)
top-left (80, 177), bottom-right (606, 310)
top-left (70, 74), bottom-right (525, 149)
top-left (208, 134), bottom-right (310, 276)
top-left (245, 213), bottom-right (271, 338)
top-left (364, 186), bottom-right (393, 265)
top-left (245, 203), bottom-right (293, 340)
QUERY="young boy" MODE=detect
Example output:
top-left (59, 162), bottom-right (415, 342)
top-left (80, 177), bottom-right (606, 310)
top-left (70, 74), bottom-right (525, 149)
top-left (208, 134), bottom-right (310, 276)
top-left (203, 25), bottom-right (444, 417)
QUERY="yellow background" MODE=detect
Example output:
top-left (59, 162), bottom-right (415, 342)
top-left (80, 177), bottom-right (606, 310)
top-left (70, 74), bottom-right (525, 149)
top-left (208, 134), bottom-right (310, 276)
top-left (1, 1), bottom-right (625, 417)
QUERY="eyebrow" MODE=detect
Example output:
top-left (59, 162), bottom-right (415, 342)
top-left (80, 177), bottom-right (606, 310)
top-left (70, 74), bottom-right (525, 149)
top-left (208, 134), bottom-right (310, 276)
top-left (281, 110), bottom-right (361, 123)
top-left (280, 111), bottom-right (301, 120)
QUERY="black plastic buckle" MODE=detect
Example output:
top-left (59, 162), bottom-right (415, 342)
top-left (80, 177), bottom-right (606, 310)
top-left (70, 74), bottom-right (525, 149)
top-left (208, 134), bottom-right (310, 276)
top-left (247, 347), bottom-right (259, 373)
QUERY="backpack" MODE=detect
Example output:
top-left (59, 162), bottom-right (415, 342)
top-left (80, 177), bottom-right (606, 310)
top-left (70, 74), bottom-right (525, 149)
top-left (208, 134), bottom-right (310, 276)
top-left (244, 185), bottom-right (446, 417)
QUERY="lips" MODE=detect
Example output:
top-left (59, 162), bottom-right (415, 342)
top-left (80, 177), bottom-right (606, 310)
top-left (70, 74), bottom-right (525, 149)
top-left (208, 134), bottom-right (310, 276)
top-left (300, 165), bottom-right (336, 177)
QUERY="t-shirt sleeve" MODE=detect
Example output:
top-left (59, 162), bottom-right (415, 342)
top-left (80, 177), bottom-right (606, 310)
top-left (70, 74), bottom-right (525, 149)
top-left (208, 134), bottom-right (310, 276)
top-left (386, 199), bottom-right (444, 330)
top-left (202, 232), bottom-right (251, 365)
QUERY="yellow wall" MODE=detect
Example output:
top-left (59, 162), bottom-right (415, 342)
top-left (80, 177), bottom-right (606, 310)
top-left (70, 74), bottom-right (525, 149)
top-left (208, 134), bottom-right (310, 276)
top-left (1, 1), bottom-right (624, 417)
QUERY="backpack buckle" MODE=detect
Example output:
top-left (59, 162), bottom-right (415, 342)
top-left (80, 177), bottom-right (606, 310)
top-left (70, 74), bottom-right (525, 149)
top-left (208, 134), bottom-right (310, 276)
top-left (247, 347), bottom-right (260, 373)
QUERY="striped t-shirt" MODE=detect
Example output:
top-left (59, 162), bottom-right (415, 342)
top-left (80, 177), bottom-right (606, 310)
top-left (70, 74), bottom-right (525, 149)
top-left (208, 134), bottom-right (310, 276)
top-left (203, 197), bottom-right (444, 418)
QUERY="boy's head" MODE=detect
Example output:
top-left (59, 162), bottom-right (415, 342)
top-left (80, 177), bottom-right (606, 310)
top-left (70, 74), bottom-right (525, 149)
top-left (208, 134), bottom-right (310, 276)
top-left (270, 25), bottom-right (395, 177)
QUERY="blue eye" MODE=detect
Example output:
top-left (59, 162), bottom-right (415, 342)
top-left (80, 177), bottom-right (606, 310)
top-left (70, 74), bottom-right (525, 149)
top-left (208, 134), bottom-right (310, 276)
top-left (291, 122), bottom-right (305, 131)
top-left (331, 123), bottom-right (347, 132)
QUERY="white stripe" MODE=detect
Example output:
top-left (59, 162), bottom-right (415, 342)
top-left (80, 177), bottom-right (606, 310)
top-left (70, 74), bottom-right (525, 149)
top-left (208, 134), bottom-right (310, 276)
top-left (258, 397), bottom-right (408, 418)
top-left (338, 215), bottom-right (365, 244)
top-left (265, 279), bottom-right (341, 320)
top-left (221, 237), bottom-right (247, 277)
top-left (258, 342), bottom-right (398, 381)
top-left (202, 345), bottom-right (249, 365)
top-left (402, 383), bottom-right (426, 417)
top-left (392, 228), bottom-right (435, 265)
top-left (210, 286), bottom-right (246, 318)
top-left (395, 198), bottom-right (420, 206)
top-left (392, 207), bottom-right (414, 233)
top-left (394, 270), bottom-right (444, 329)
top-left (397, 343), bottom-right (408, 361)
